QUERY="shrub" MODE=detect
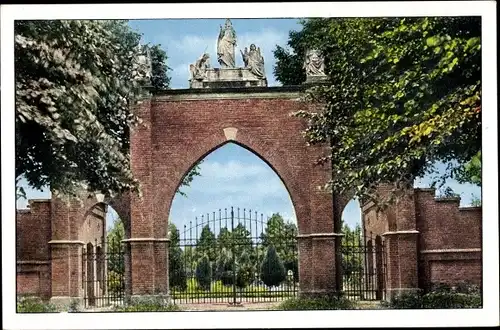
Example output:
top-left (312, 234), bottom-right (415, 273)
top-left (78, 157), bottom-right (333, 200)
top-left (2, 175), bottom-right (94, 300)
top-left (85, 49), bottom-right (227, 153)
top-left (215, 250), bottom-right (235, 286)
top-left (430, 281), bottom-right (481, 296)
top-left (382, 289), bottom-right (482, 309)
top-left (381, 291), bottom-right (423, 309)
top-left (211, 280), bottom-right (226, 293)
top-left (17, 296), bottom-right (58, 313)
top-left (186, 278), bottom-right (199, 293)
top-left (455, 282), bottom-right (481, 295)
top-left (260, 245), bottom-right (286, 287)
top-left (107, 270), bottom-right (125, 296)
top-left (195, 255), bottom-right (212, 291)
top-left (236, 263), bottom-right (254, 289)
top-left (67, 298), bottom-right (81, 312)
top-left (278, 296), bottom-right (355, 310)
top-left (422, 292), bottom-right (481, 309)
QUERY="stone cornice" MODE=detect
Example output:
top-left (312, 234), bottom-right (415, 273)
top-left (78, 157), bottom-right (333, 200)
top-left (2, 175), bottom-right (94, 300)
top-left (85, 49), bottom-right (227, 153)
top-left (17, 260), bottom-right (51, 265)
top-left (420, 248), bottom-right (481, 254)
top-left (122, 238), bottom-right (170, 243)
top-left (48, 240), bottom-right (85, 245)
top-left (382, 230), bottom-right (420, 236)
top-left (151, 85), bottom-right (306, 101)
top-left (297, 233), bottom-right (344, 239)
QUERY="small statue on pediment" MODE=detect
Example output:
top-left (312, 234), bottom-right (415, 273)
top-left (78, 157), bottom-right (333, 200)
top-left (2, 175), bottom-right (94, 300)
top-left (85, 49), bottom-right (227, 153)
top-left (304, 49), bottom-right (326, 76)
top-left (241, 44), bottom-right (265, 79)
top-left (189, 53), bottom-right (211, 81)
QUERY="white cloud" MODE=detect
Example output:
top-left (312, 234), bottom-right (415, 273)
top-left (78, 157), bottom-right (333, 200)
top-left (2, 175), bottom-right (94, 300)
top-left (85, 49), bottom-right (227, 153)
top-left (199, 160), bottom-right (269, 180)
top-left (162, 34), bottom-right (215, 88)
top-left (236, 28), bottom-right (289, 86)
top-left (161, 28), bottom-right (289, 88)
top-left (189, 160), bottom-right (288, 200)
top-left (170, 62), bottom-right (191, 82)
top-left (169, 35), bottom-right (213, 59)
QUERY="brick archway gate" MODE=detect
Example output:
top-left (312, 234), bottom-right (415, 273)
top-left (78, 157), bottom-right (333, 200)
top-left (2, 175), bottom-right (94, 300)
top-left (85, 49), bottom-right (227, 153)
top-left (127, 86), bottom-right (343, 300)
top-left (15, 85), bottom-right (482, 306)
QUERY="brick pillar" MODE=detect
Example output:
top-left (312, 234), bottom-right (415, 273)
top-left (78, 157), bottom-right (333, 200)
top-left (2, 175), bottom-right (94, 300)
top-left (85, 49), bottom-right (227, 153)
top-left (124, 239), bottom-right (169, 297)
top-left (381, 188), bottom-right (420, 299)
top-left (297, 238), bottom-right (313, 294)
top-left (382, 231), bottom-right (419, 299)
top-left (295, 145), bottom-right (340, 298)
top-left (48, 195), bottom-right (85, 307)
top-left (297, 234), bottom-right (342, 298)
top-left (49, 241), bottom-right (84, 306)
top-left (127, 95), bottom-right (170, 302)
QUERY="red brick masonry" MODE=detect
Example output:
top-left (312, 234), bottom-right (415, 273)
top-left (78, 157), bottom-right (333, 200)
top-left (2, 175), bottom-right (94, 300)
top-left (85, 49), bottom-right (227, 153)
top-left (364, 188), bottom-right (482, 295)
top-left (16, 87), bottom-right (482, 302)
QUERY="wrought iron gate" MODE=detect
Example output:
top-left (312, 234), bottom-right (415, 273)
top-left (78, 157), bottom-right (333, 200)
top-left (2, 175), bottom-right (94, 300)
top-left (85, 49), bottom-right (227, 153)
top-left (171, 207), bottom-right (298, 304)
top-left (341, 231), bottom-right (387, 300)
top-left (82, 238), bottom-right (125, 308)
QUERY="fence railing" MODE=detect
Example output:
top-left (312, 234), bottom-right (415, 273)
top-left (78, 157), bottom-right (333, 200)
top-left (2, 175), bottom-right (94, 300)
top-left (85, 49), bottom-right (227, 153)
top-left (82, 238), bottom-right (125, 308)
top-left (172, 207), bottom-right (299, 304)
top-left (79, 220), bottom-right (387, 309)
top-left (341, 231), bottom-right (386, 301)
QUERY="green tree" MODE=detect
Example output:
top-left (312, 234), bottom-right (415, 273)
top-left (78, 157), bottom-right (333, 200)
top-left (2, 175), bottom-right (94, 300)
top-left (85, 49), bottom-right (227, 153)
top-left (275, 17), bottom-right (481, 205)
top-left (168, 223), bottom-right (187, 290)
top-left (106, 216), bottom-right (125, 273)
top-left (261, 214), bottom-right (298, 275)
top-left (231, 223), bottom-right (253, 260)
top-left (215, 247), bottom-right (234, 286)
top-left (196, 225), bottom-right (216, 263)
top-left (177, 161), bottom-right (203, 197)
top-left (183, 245), bottom-right (197, 278)
top-left (470, 194), bottom-right (481, 207)
top-left (16, 177), bottom-right (26, 201)
top-left (260, 245), bottom-right (286, 287)
top-left (15, 20), bottom-right (149, 197)
top-left (273, 43), bottom-right (306, 85)
top-left (195, 254), bottom-right (212, 291)
top-left (341, 223), bottom-right (363, 280)
top-left (146, 44), bottom-right (171, 91)
top-left (455, 151), bottom-right (481, 186)
top-left (106, 215), bottom-right (125, 294)
top-left (217, 227), bottom-right (232, 249)
top-left (236, 250), bottom-right (254, 289)
top-left (14, 19), bottom-right (202, 200)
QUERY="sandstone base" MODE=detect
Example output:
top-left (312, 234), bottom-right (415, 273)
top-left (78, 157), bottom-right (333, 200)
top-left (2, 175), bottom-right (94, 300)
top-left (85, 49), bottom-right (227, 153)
top-left (190, 68), bottom-right (267, 88)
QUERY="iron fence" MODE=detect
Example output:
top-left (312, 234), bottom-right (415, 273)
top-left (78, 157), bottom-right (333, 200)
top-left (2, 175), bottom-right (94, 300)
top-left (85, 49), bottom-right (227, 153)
top-left (80, 214), bottom-right (386, 309)
top-left (82, 238), bottom-right (125, 308)
top-left (341, 231), bottom-right (387, 301)
top-left (171, 207), bottom-right (299, 304)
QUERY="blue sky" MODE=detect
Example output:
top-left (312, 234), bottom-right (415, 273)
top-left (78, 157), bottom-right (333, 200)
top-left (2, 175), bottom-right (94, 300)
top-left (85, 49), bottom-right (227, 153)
top-left (16, 18), bottom-right (481, 233)
top-left (127, 18), bottom-right (303, 88)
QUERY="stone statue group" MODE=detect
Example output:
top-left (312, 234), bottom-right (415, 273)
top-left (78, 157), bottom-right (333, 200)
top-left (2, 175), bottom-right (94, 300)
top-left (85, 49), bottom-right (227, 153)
top-left (189, 19), bottom-right (326, 84)
top-left (189, 19), bottom-right (265, 81)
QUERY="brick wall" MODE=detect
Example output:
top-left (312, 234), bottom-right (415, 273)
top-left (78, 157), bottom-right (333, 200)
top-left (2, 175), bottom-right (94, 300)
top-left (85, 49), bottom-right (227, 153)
top-left (362, 187), bottom-right (482, 293)
top-left (16, 196), bottom-right (118, 300)
top-left (128, 88), bottom-right (338, 296)
top-left (415, 188), bottom-right (482, 290)
top-left (16, 200), bottom-right (52, 299)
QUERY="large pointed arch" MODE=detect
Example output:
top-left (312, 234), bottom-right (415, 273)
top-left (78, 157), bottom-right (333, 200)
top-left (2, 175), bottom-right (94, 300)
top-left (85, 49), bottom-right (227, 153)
top-left (158, 129), bottom-right (309, 235)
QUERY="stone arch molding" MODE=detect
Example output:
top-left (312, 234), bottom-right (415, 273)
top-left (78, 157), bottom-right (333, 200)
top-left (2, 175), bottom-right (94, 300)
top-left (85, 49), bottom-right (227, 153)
top-left (223, 127), bottom-right (238, 140)
top-left (48, 191), bottom-right (130, 243)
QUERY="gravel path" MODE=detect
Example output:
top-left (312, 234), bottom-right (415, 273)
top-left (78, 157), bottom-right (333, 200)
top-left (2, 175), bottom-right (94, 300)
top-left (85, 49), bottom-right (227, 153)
top-left (178, 301), bottom-right (282, 311)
